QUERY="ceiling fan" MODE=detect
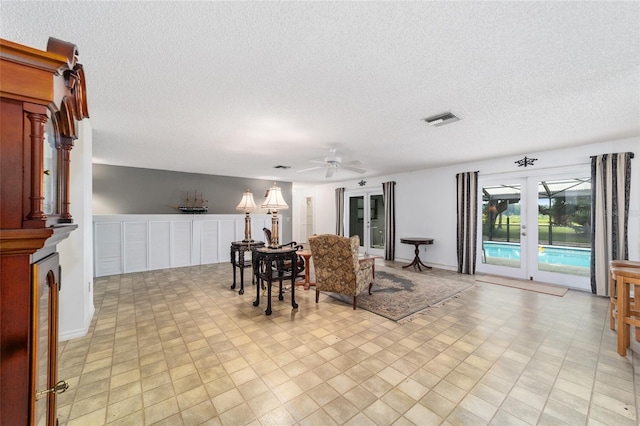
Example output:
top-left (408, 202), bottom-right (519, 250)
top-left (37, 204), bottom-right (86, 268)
top-left (297, 148), bottom-right (366, 178)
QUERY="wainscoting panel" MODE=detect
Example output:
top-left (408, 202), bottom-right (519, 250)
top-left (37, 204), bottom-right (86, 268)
top-left (201, 220), bottom-right (219, 264)
top-left (218, 220), bottom-right (236, 263)
top-left (123, 221), bottom-right (148, 273)
top-left (149, 221), bottom-right (171, 270)
top-left (93, 214), bottom-right (276, 277)
top-left (94, 222), bottom-right (123, 277)
top-left (172, 221), bottom-right (193, 267)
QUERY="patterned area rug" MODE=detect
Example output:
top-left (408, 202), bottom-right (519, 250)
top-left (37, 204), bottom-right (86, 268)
top-left (326, 266), bottom-right (476, 323)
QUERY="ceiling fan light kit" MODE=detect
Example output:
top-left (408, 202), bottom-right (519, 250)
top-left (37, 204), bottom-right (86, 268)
top-left (297, 148), bottom-right (366, 178)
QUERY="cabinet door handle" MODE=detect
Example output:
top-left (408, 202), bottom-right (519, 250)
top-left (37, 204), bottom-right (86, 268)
top-left (36, 380), bottom-right (69, 400)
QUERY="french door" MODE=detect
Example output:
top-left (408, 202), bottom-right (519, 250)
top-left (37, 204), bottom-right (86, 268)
top-left (345, 190), bottom-right (385, 257)
top-left (476, 168), bottom-right (591, 290)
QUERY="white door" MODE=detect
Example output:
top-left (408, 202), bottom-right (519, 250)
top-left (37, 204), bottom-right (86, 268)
top-left (477, 168), bottom-right (592, 290)
top-left (345, 190), bottom-right (385, 257)
top-left (477, 177), bottom-right (529, 279)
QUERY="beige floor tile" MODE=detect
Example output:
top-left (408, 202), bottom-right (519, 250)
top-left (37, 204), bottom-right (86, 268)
top-left (247, 390), bottom-right (281, 418)
top-left (433, 379), bottom-right (467, 404)
top-left (298, 408), bottom-right (338, 426)
top-left (144, 397), bottom-right (179, 425)
top-left (66, 408), bottom-right (107, 426)
top-left (458, 393), bottom-right (498, 421)
top-left (419, 390), bottom-right (457, 419)
top-left (363, 399), bottom-right (401, 426)
top-left (53, 263), bottom-right (638, 426)
top-left (323, 395), bottom-right (360, 423)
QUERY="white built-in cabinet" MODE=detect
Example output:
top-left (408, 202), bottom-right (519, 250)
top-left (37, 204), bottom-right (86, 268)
top-left (93, 214), bottom-right (274, 277)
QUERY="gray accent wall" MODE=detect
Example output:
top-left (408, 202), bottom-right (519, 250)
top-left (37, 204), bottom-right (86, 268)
top-left (93, 164), bottom-right (294, 243)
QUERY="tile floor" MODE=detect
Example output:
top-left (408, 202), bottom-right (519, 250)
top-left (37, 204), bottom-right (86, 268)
top-left (56, 261), bottom-right (640, 425)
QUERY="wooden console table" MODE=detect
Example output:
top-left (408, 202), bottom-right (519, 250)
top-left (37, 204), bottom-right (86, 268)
top-left (400, 237), bottom-right (434, 271)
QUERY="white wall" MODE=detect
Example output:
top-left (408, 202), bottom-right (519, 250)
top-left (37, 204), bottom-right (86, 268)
top-left (58, 120), bottom-right (95, 341)
top-left (298, 137), bottom-right (640, 273)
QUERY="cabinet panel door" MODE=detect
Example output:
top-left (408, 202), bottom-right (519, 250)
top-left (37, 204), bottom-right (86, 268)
top-left (149, 221), bottom-right (171, 270)
top-left (124, 222), bottom-right (148, 273)
top-left (218, 220), bottom-right (235, 263)
top-left (32, 253), bottom-right (60, 426)
top-left (172, 221), bottom-right (192, 267)
top-left (201, 220), bottom-right (219, 264)
top-left (94, 222), bottom-right (123, 276)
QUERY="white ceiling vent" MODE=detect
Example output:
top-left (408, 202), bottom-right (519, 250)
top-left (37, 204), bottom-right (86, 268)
top-left (423, 112), bottom-right (460, 127)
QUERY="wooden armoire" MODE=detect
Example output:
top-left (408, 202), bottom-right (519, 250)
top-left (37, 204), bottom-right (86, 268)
top-left (0, 37), bottom-right (89, 425)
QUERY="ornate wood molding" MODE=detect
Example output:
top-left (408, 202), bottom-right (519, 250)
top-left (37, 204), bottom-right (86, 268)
top-left (0, 229), bottom-right (53, 255)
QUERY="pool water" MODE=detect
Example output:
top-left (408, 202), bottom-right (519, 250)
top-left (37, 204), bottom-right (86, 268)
top-left (483, 242), bottom-right (591, 268)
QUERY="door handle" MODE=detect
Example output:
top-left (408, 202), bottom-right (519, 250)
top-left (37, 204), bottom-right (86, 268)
top-left (36, 380), bottom-right (69, 400)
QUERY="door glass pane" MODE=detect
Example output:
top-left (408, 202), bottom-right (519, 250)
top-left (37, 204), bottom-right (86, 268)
top-left (42, 122), bottom-right (58, 215)
top-left (369, 194), bottom-right (385, 251)
top-left (537, 178), bottom-right (591, 276)
top-left (349, 196), bottom-right (364, 246)
top-left (481, 184), bottom-right (522, 268)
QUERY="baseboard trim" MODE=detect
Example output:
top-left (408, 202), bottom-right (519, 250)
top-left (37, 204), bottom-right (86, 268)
top-left (59, 303), bottom-right (95, 342)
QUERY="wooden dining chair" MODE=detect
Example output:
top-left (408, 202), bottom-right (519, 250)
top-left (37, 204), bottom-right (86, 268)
top-left (609, 260), bottom-right (640, 332)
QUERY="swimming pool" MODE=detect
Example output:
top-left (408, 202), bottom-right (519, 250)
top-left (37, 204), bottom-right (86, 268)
top-left (483, 241), bottom-right (591, 268)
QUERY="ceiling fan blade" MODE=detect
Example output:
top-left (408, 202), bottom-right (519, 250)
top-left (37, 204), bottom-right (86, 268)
top-left (341, 160), bottom-right (364, 166)
top-left (309, 160), bottom-right (327, 165)
top-left (341, 165), bottom-right (366, 174)
top-left (325, 167), bottom-right (336, 178)
top-left (297, 166), bottom-right (325, 173)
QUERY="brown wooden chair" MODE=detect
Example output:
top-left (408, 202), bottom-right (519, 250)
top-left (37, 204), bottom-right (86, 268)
top-left (610, 260), bottom-right (640, 345)
top-left (262, 228), bottom-right (305, 281)
top-left (612, 266), bottom-right (640, 356)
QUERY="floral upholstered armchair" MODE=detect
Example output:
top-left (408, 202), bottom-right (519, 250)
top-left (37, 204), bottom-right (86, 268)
top-left (308, 234), bottom-right (374, 309)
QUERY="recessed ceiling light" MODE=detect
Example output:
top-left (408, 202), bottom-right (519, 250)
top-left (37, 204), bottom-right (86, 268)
top-left (423, 112), bottom-right (460, 127)
top-left (274, 165), bottom-right (291, 169)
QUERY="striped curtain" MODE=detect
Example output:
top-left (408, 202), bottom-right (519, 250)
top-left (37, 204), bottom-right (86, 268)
top-left (335, 187), bottom-right (345, 236)
top-left (382, 181), bottom-right (396, 260)
top-left (590, 152), bottom-right (634, 295)
top-left (456, 172), bottom-right (478, 274)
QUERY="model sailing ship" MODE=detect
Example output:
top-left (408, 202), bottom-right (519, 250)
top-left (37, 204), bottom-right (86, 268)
top-left (174, 190), bottom-right (208, 213)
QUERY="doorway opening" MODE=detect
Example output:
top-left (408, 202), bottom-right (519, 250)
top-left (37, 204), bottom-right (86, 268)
top-left (345, 191), bottom-right (385, 257)
top-left (477, 168), bottom-right (591, 289)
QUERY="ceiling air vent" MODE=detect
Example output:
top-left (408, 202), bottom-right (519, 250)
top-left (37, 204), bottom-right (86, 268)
top-left (423, 111), bottom-right (460, 127)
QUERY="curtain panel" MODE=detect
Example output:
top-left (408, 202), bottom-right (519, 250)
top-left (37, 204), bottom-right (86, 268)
top-left (456, 171), bottom-right (478, 274)
top-left (335, 187), bottom-right (345, 236)
top-left (382, 181), bottom-right (396, 260)
top-left (590, 152), bottom-right (634, 295)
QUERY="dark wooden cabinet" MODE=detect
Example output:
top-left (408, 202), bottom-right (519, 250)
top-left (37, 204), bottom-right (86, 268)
top-left (1, 37), bottom-right (89, 426)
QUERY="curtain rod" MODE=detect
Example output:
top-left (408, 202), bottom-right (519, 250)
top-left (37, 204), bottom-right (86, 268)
top-left (590, 152), bottom-right (634, 159)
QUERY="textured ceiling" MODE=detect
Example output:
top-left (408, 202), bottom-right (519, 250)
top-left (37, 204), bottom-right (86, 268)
top-left (2, 1), bottom-right (638, 183)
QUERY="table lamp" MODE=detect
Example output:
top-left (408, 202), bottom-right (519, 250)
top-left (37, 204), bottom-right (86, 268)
top-left (262, 182), bottom-right (289, 248)
top-left (236, 190), bottom-right (257, 242)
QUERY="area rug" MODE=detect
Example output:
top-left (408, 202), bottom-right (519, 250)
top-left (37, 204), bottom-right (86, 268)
top-left (326, 267), bottom-right (476, 323)
top-left (475, 274), bottom-right (568, 296)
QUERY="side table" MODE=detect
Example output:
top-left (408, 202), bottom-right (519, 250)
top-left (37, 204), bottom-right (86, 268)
top-left (400, 238), bottom-right (434, 271)
top-left (297, 250), bottom-right (315, 290)
top-left (230, 240), bottom-right (264, 294)
top-left (253, 247), bottom-right (299, 315)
